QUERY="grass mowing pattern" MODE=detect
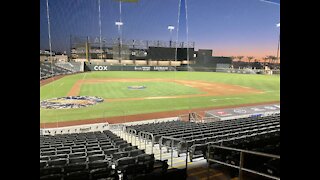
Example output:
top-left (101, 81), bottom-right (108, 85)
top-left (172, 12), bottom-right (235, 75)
top-left (79, 82), bottom-right (205, 99)
top-left (40, 71), bottom-right (280, 123)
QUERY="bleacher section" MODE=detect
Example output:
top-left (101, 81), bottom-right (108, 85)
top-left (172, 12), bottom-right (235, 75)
top-left (40, 62), bottom-right (73, 80)
top-left (40, 130), bottom-right (184, 180)
top-left (207, 130), bottom-right (280, 178)
top-left (127, 114), bottom-right (279, 161)
top-left (40, 114), bottom-right (280, 179)
top-left (55, 62), bottom-right (83, 73)
top-left (126, 113), bottom-right (280, 178)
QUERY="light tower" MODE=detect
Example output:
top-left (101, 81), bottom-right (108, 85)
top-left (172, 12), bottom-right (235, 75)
top-left (115, 21), bottom-right (123, 63)
top-left (276, 23), bottom-right (280, 64)
top-left (168, 25), bottom-right (175, 47)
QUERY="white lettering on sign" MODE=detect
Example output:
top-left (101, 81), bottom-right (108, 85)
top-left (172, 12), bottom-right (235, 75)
top-left (233, 109), bottom-right (247, 114)
top-left (251, 108), bottom-right (265, 112)
top-left (93, 66), bottom-right (108, 71)
top-left (264, 106), bottom-right (277, 110)
top-left (154, 66), bottom-right (169, 71)
top-left (134, 66), bottom-right (150, 71)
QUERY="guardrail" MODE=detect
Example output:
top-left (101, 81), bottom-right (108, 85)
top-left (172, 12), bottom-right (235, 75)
top-left (159, 136), bottom-right (188, 169)
top-left (126, 128), bottom-right (137, 146)
top-left (109, 124), bottom-right (126, 138)
top-left (207, 145), bottom-right (280, 180)
top-left (40, 123), bottom-right (109, 135)
top-left (138, 131), bottom-right (155, 154)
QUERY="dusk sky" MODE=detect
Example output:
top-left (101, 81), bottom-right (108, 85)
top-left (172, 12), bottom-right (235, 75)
top-left (40, 0), bottom-right (280, 59)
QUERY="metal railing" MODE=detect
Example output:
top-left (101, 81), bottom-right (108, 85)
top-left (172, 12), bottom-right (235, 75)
top-left (159, 136), bottom-right (188, 169)
top-left (138, 131), bottom-right (155, 154)
top-left (126, 128), bottom-right (137, 146)
top-left (207, 145), bottom-right (280, 180)
top-left (109, 124), bottom-right (126, 138)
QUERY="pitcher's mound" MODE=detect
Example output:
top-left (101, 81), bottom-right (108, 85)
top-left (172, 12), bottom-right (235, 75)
top-left (127, 86), bottom-right (146, 90)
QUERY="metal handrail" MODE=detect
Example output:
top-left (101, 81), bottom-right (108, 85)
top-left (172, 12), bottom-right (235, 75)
top-left (126, 128), bottom-right (137, 145)
top-left (138, 131), bottom-right (154, 154)
top-left (207, 144), bottom-right (280, 180)
top-left (159, 136), bottom-right (188, 169)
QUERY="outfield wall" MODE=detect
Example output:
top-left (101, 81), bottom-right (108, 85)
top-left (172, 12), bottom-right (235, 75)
top-left (85, 64), bottom-right (176, 71)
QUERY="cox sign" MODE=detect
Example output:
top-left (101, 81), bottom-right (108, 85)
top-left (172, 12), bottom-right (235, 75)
top-left (94, 66), bottom-right (108, 71)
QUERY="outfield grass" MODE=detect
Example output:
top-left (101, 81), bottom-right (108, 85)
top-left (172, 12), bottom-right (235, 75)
top-left (79, 82), bottom-right (205, 99)
top-left (40, 71), bottom-right (280, 123)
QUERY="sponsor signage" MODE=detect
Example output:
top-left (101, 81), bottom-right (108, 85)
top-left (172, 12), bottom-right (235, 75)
top-left (134, 66), bottom-right (151, 71)
top-left (216, 111), bottom-right (233, 117)
top-left (250, 107), bottom-right (266, 112)
top-left (93, 66), bottom-right (108, 71)
top-left (233, 109), bottom-right (247, 114)
top-left (264, 106), bottom-right (277, 110)
top-left (80, 127), bottom-right (91, 132)
top-left (205, 104), bottom-right (280, 120)
top-left (86, 64), bottom-right (176, 71)
top-left (250, 114), bottom-right (263, 117)
top-left (153, 66), bottom-right (169, 71)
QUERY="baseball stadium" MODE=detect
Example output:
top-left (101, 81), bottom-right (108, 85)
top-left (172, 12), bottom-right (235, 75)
top-left (40, 0), bottom-right (280, 180)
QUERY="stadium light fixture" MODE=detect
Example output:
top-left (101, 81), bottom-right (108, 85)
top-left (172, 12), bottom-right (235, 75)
top-left (168, 25), bottom-right (175, 47)
top-left (168, 25), bottom-right (175, 31)
top-left (115, 21), bottom-right (123, 26)
top-left (276, 22), bottom-right (280, 64)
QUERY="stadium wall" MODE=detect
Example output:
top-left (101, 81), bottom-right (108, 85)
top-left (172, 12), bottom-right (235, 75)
top-left (85, 64), bottom-right (176, 71)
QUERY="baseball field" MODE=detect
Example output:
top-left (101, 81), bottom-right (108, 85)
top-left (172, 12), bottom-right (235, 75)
top-left (40, 71), bottom-right (280, 127)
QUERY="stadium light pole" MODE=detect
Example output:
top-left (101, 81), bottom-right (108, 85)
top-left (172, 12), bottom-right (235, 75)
top-left (168, 25), bottom-right (175, 47)
top-left (98, 0), bottom-right (103, 61)
top-left (116, 0), bottom-right (124, 64)
top-left (115, 21), bottom-right (123, 63)
top-left (276, 23), bottom-right (280, 64)
top-left (46, 0), bottom-right (53, 63)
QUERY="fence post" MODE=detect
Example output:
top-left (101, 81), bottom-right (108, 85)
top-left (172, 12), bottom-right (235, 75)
top-left (151, 135), bottom-right (154, 154)
top-left (159, 138), bottom-right (162, 160)
top-left (171, 139), bottom-right (173, 167)
top-left (139, 132), bottom-right (141, 148)
top-left (135, 132), bottom-right (137, 146)
top-left (145, 134), bottom-right (147, 151)
top-left (239, 151), bottom-right (244, 180)
top-left (185, 140), bottom-right (188, 169)
top-left (207, 145), bottom-right (210, 180)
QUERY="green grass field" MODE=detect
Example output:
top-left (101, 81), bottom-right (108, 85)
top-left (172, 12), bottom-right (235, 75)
top-left (79, 82), bottom-right (205, 99)
top-left (40, 71), bottom-right (280, 123)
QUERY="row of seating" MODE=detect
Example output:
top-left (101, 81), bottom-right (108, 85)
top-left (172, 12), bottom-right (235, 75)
top-left (207, 130), bottom-right (280, 177)
top-left (129, 115), bottom-right (279, 141)
top-left (55, 62), bottom-right (82, 72)
top-left (40, 62), bottom-right (73, 80)
top-left (127, 114), bottom-right (280, 161)
top-left (40, 130), bottom-right (169, 180)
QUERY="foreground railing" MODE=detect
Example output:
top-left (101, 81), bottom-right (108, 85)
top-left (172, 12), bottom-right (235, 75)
top-left (138, 131), bottom-right (154, 154)
top-left (207, 145), bottom-right (280, 180)
top-left (159, 136), bottom-right (188, 169)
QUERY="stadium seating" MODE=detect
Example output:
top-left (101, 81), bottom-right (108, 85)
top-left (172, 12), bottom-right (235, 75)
top-left (41, 114), bottom-right (280, 179)
top-left (40, 130), bottom-right (169, 180)
top-left (40, 62), bottom-right (73, 80)
top-left (206, 130), bottom-right (280, 178)
top-left (55, 62), bottom-right (82, 73)
top-left (127, 114), bottom-right (280, 161)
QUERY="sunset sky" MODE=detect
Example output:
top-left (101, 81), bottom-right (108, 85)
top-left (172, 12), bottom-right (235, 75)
top-left (40, 0), bottom-right (280, 60)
